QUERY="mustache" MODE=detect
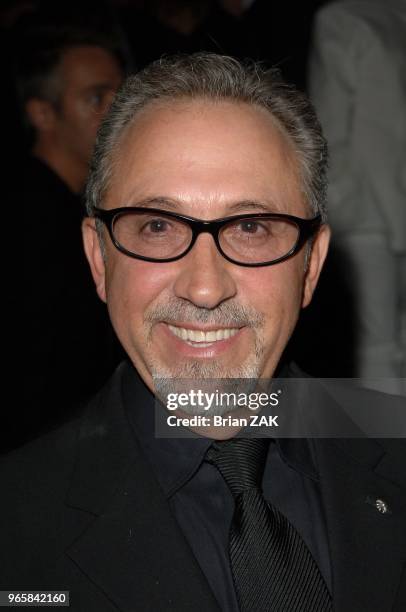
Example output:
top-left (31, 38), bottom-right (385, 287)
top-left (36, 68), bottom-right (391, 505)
top-left (145, 297), bottom-right (265, 328)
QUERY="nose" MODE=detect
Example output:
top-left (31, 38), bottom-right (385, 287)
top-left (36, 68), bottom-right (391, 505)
top-left (173, 233), bottom-right (237, 309)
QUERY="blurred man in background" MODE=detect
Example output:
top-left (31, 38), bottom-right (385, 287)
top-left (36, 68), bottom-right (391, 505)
top-left (20, 35), bottom-right (123, 194)
top-left (5, 22), bottom-right (124, 450)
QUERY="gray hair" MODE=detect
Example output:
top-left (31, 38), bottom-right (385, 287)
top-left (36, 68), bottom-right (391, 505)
top-left (86, 52), bottom-right (328, 220)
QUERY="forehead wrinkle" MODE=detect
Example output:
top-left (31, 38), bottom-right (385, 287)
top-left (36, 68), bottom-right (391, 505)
top-left (121, 195), bottom-right (285, 216)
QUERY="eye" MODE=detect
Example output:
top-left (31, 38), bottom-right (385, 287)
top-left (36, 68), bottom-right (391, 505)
top-left (145, 219), bottom-right (170, 233)
top-left (238, 220), bottom-right (263, 234)
top-left (235, 220), bottom-right (270, 237)
top-left (138, 217), bottom-right (174, 235)
top-left (222, 218), bottom-right (271, 246)
top-left (88, 92), bottom-right (105, 110)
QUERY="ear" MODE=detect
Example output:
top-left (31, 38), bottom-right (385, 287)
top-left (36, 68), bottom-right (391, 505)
top-left (25, 98), bottom-right (57, 133)
top-left (82, 217), bottom-right (107, 303)
top-left (302, 224), bottom-right (331, 308)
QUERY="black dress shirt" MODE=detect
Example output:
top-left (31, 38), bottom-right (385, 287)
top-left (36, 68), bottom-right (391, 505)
top-left (122, 362), bottom-right (332, 611)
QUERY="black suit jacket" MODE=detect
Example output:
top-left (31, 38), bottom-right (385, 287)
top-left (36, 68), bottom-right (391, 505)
top-left (1, 362), bottom-right (405, 611)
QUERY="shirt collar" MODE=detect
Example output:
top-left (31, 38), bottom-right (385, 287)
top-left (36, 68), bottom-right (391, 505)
top-left (122, 361), bottom-right (211, 496)
top-left (121, 360), bottom-right (319, 497)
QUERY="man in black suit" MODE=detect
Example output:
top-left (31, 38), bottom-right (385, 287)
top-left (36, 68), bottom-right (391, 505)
top-left (2, 53), bottom-right (405, 611)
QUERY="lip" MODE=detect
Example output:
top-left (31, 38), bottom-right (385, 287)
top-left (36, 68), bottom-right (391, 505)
top-left (158, 321), bottom-right (246, 358)
top-left (163, 322), bottom-right (243, 332)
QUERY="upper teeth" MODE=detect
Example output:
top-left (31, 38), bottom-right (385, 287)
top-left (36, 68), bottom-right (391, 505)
top-left (167, 325), bottom-right (239, 343)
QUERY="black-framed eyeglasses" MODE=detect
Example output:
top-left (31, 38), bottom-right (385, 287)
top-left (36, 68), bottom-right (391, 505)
top-left (92, 206), bottom-right (322, 267)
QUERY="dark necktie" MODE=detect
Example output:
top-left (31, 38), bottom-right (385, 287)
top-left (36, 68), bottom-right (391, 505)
top-left (206, 437), bottom-right (332, 612)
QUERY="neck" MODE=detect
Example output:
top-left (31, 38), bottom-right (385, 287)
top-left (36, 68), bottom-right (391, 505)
top-left (33, 141), bottom-right (87, 195)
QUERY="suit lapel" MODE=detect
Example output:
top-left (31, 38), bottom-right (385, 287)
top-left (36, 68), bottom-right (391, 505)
top-left (64, 364), bottom-right (220, 611)
top-left (315, 436), bottom-right (406, 612)
top-left (287, 372), bottom-right (406, 610)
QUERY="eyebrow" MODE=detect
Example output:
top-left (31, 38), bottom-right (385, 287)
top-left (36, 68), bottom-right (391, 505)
top-left (84, 83), bottom-right (116, 94)
top-left (126, 197), bottom-right (282, 214)
top-left (227, 200), bottom-right (281, 214)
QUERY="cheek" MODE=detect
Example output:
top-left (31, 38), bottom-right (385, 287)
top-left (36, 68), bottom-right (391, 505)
top-left (238, 261), bottom-right (304, 317)
top-left (104, 258), bottom-right (173, 333)
top-left (65, 98), bottom-right (98, 133)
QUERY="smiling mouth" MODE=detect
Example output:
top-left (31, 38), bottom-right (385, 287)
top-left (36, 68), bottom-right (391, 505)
top-left (166, 324), bottom-right (241, 347)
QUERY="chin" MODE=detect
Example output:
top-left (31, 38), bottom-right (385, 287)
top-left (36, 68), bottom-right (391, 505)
top-left (149, 355), bottom-right (263, 381)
